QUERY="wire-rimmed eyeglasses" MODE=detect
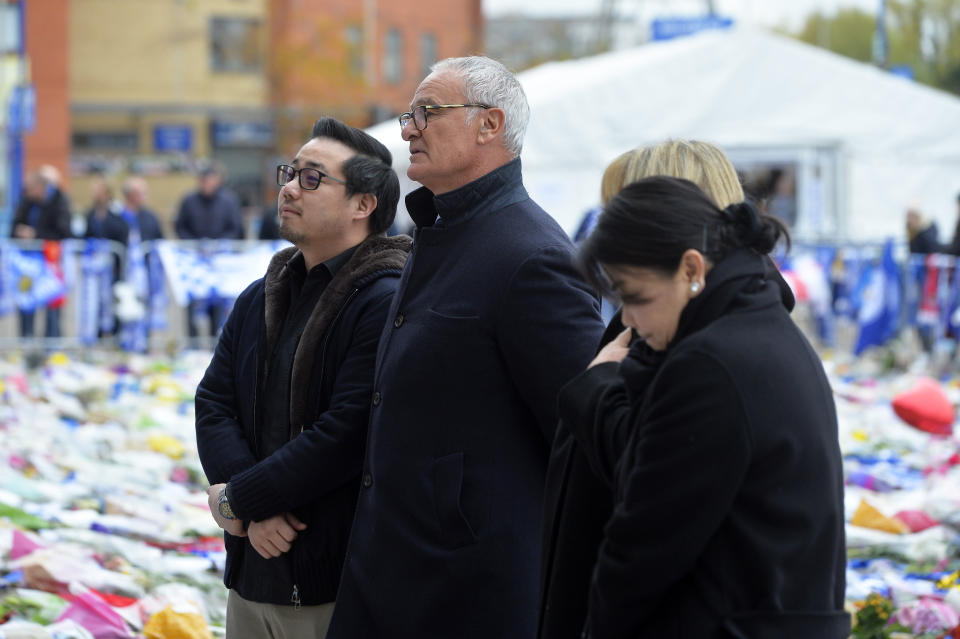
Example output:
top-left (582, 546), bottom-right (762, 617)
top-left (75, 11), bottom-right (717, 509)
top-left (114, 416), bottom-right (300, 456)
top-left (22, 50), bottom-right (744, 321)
top-left (398, 104), bottom-right (492, 131)
top-left (276, 164), bottom-right (346, 190)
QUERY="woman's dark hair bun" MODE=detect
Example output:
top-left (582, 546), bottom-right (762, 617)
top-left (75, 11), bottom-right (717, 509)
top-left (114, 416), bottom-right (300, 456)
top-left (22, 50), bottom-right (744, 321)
top-left (718, 201), bottom-right (788, 255)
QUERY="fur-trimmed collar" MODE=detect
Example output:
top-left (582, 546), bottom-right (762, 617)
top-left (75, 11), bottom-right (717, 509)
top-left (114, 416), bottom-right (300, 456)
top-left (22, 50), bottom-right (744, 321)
top-left (262, 233), bottom-right (412, 432)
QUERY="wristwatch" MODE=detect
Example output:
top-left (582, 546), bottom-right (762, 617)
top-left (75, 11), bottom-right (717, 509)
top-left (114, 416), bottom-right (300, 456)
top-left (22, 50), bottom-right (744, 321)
top-left (217, 486), bottom-right (236, 520)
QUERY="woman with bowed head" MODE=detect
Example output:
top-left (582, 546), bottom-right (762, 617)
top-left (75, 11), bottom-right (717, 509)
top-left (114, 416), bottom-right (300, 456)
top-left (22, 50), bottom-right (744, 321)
top-left (563, 176), bottom-right (848, 638)
top-left (539, 140), bottom-right (755, 639)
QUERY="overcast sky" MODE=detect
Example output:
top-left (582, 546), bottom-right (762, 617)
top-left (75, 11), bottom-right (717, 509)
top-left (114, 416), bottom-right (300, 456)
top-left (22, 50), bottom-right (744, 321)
top-left (483, 0), bottom-right (882, 30)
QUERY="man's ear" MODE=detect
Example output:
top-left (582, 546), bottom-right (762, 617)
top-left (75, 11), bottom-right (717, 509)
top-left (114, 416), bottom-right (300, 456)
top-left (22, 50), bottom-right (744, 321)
top-left (353, 193), bottom-right (377, 221)
top-left (476, 107), bottom-right (506, 145)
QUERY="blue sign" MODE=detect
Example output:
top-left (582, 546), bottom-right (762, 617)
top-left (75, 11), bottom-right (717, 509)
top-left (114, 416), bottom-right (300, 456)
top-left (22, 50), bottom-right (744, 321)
top-left (651, 15), bottom-right (734, 41)
top-left (153, 125), bottom-right (193, 152)
top-left (7, 84), bottom-right (35, 134)
top-left (211, 121), bottom-right (273, 148)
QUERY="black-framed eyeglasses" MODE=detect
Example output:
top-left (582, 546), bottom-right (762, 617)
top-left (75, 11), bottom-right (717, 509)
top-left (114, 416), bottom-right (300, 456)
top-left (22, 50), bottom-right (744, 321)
top-left (398, 104), bottom-right (492, 131)
top-left (276, 164), bottom-right (346, 190)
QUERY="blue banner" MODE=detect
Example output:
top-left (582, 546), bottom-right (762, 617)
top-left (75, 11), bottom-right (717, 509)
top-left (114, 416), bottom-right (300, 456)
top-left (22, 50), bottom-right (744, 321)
top-left (854, 241), bottom-right (901, 355)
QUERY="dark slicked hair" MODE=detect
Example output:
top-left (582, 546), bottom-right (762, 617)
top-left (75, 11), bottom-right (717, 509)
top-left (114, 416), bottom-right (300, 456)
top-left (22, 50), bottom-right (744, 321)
top-left (311, 117), bottom-right (400, 235)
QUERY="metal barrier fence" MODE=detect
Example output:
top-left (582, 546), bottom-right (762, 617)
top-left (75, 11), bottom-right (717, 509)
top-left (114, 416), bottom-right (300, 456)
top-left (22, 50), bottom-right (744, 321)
top-left (1, 236), bottom-right (954, 357)
top-left (0, 238), bottom-right (290, 352)
top-left (784, 241), bottom-right (960, 356)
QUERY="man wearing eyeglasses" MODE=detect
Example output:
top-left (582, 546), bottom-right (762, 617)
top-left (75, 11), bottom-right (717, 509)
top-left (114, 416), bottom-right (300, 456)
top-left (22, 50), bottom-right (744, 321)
top-left (328, 57), bottom-right (604, 639)
top-left (195, 117), bottom-right (411, 638)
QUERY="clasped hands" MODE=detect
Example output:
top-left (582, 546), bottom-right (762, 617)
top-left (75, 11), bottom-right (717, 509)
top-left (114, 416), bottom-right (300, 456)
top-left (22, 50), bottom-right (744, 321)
top-left (206, 483), bottom-right (307, 559)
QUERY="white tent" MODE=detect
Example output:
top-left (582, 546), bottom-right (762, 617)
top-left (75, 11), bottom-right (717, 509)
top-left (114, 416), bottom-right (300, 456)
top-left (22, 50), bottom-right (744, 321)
top-left (367, 28), bottom-right (960, 242)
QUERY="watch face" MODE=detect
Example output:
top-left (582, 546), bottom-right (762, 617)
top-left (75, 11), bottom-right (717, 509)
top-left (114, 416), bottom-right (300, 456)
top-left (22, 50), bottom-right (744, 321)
top-left (218, 489), bottom-right (235, 519)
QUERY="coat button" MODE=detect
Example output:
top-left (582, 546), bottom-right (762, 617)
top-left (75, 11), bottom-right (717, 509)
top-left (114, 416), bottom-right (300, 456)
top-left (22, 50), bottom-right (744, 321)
top-left (372, 391), bottom-right (381, 406)
top-left (393, 313), bottom-right (404, 328)
top-left (362, 473), bottom-right (373, 488)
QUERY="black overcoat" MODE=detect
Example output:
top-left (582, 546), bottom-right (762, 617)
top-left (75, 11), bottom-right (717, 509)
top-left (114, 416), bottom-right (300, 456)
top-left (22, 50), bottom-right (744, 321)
top-left (560, 250), bottom-right (848, 639)
top-left (329, 159), bottom-right (605, 639)
top-left (195, 235), bottom-right (410, 605)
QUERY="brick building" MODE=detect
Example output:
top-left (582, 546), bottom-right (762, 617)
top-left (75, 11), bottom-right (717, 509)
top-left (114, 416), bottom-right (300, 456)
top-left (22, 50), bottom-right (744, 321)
top-left (269, 0), bottom-right (483, 158)
top-left (70, 0), bottom-right (483, 224)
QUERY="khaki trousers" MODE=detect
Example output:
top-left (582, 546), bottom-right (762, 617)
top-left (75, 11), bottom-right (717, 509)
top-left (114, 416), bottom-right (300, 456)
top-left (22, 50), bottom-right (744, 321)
top-left (226, 589), bottom-right (335, 639)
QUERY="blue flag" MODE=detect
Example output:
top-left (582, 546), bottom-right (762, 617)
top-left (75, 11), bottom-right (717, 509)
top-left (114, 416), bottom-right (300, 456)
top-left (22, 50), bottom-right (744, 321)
top-left (854, 240), bottom-right (901, 355)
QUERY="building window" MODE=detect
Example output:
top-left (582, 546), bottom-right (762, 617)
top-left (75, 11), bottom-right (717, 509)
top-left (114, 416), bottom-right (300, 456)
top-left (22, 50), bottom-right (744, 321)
top-left (383, 29), bottom-right (402, 84)
top-left (72, 131), bottom-right (139, 151)
top-left (210, 17), bottom-right (262, 73)
top-left (420, 33), bottom-right (437, 78)
top-left (0, 3), bottom-right (21, 54)
top-left (346, 24), bottom-right (363, 76)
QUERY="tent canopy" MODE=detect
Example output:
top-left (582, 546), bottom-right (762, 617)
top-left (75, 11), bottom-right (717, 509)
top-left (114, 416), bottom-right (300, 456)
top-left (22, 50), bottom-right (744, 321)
top-left (367, 28), bottom-right (960, 242)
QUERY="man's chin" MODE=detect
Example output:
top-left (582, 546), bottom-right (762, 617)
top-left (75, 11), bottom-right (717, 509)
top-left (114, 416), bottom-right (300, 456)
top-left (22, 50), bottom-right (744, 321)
top-left (406, 163), bottom-right (428, 183)
top-left (278, 225), bottom-right (304, 245)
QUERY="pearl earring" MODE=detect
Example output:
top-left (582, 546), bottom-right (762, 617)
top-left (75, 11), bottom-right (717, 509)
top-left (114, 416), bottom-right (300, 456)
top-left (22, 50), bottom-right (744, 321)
top-left (690, 282), bottom-right (701, 293)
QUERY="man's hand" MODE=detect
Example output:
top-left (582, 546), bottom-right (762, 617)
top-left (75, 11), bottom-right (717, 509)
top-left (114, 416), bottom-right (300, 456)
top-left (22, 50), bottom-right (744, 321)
top-left (13, 224), bottom-right (36, 239)
top-left (589, 328), bottom-right (632, 368)
top-left (206, 483), bottom-right (246, 537)
top-left (248, 513), bottom-right (307, 559)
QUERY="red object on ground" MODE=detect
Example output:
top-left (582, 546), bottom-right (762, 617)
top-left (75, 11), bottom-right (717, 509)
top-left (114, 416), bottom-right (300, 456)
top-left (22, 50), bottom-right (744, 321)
top-left (891, 378), bottom-right (955, 435)
top-left (892, 509), bottom-right (940, 533)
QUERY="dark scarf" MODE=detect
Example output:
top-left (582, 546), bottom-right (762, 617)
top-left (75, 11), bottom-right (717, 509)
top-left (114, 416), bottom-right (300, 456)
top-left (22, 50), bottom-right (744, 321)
top-left (619, 250), bottom-right (794, 404)
top-left (262, 234), bottom-right (412, 429)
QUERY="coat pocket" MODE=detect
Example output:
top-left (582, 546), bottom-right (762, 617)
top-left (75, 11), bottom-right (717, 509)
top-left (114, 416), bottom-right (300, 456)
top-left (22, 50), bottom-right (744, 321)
top-left (721, 609), bottom-right (851, 639)
top-left (432, 451), bottom-right (479, 549)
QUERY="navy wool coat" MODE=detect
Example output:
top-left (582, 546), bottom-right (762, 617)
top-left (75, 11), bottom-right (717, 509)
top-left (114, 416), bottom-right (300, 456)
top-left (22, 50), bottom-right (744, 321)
top-left (329, 159), bottom-right (605, 639)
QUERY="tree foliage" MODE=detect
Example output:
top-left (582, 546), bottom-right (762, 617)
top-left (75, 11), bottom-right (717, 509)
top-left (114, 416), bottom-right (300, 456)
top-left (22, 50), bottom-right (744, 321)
top-left (793, 0), bottom-right (960, 96)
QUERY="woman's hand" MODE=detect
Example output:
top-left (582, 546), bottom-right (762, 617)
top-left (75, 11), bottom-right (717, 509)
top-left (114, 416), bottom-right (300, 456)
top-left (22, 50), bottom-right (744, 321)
top-left (589, 328), bottom-right (632, 368)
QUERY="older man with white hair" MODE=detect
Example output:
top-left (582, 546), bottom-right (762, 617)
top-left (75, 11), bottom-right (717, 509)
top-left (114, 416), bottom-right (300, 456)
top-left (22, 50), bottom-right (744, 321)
top-left (328, 56), bottom-right (604, 639)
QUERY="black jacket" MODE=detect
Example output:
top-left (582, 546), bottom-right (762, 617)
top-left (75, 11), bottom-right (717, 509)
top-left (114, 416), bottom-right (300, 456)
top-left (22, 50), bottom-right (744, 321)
top-left (539, 315), bottom-right (624, 639)
top-left (560, 250), bottom-right (848, 639)
top-left (12, 188), bottom-right (72, 240)
top-left (85, 208), bottom-right (165, 245)
top-left (329, 159), bottom-right (604, 639)
top-left (175, 188), bottom-right (244, 239)
top-left (127, 208), bottom-right (165, 242)
top-left (84, 208), bottom-right (128, 244)
top-left (195, 234), bottom-right (411, 605)
top-left (910, 222), bottom-right (940, 255)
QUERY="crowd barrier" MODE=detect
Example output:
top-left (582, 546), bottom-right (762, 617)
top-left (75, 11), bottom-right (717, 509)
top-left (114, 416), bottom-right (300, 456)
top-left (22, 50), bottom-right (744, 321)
top-left (0, 238), bottom-right (289, 352)
top-left (0, 237), bottom-right (949, 355)
top-left (781, 240), bottom-right (960, 356)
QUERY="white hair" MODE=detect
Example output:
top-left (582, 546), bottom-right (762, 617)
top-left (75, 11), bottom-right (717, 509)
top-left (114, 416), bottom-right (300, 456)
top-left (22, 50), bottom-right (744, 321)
top-left (430, 56), bottom-right (530, 158)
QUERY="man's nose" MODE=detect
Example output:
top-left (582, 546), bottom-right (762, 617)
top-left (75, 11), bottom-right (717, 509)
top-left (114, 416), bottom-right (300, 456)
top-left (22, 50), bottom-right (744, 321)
top-left (401, 120), bottom-right (420, 141)
top-left (280, 177), bottom-right (300, 198)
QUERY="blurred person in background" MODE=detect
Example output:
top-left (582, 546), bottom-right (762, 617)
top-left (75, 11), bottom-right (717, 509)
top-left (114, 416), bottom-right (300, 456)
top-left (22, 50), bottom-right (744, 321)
top-left (119, 177), bottom-right (164, 244)
top-left (905, 206), bottom-right (940, 254)
top-left (83, 177), bottom-right (127, 338)
top-left (540, 139), bottom-right (750, 639)
top-left (766, 169), bottom-right (797, 228)
top-left (13, 168), bottom-right (72, 241)
top-left (948, 192), bottom-right (960, 255)
top-left (565, 176), bottom-right (847, 638)
top-left (196, 117), bottom-right (410, 639)
top-left (83, 177), bottom-right (125, 244)
top-left (174, 162), bottom-right (245, 340)
top-left (258, 186), bottom-right (281, 240)
top-left (175, 162), bottom-right (245, 240)
top-left (328, 55), bottom-right (603, 639)
top-left (11, 168), bottom-right (72, 338)
top-left (115, 176), bottom-right (167, 349)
